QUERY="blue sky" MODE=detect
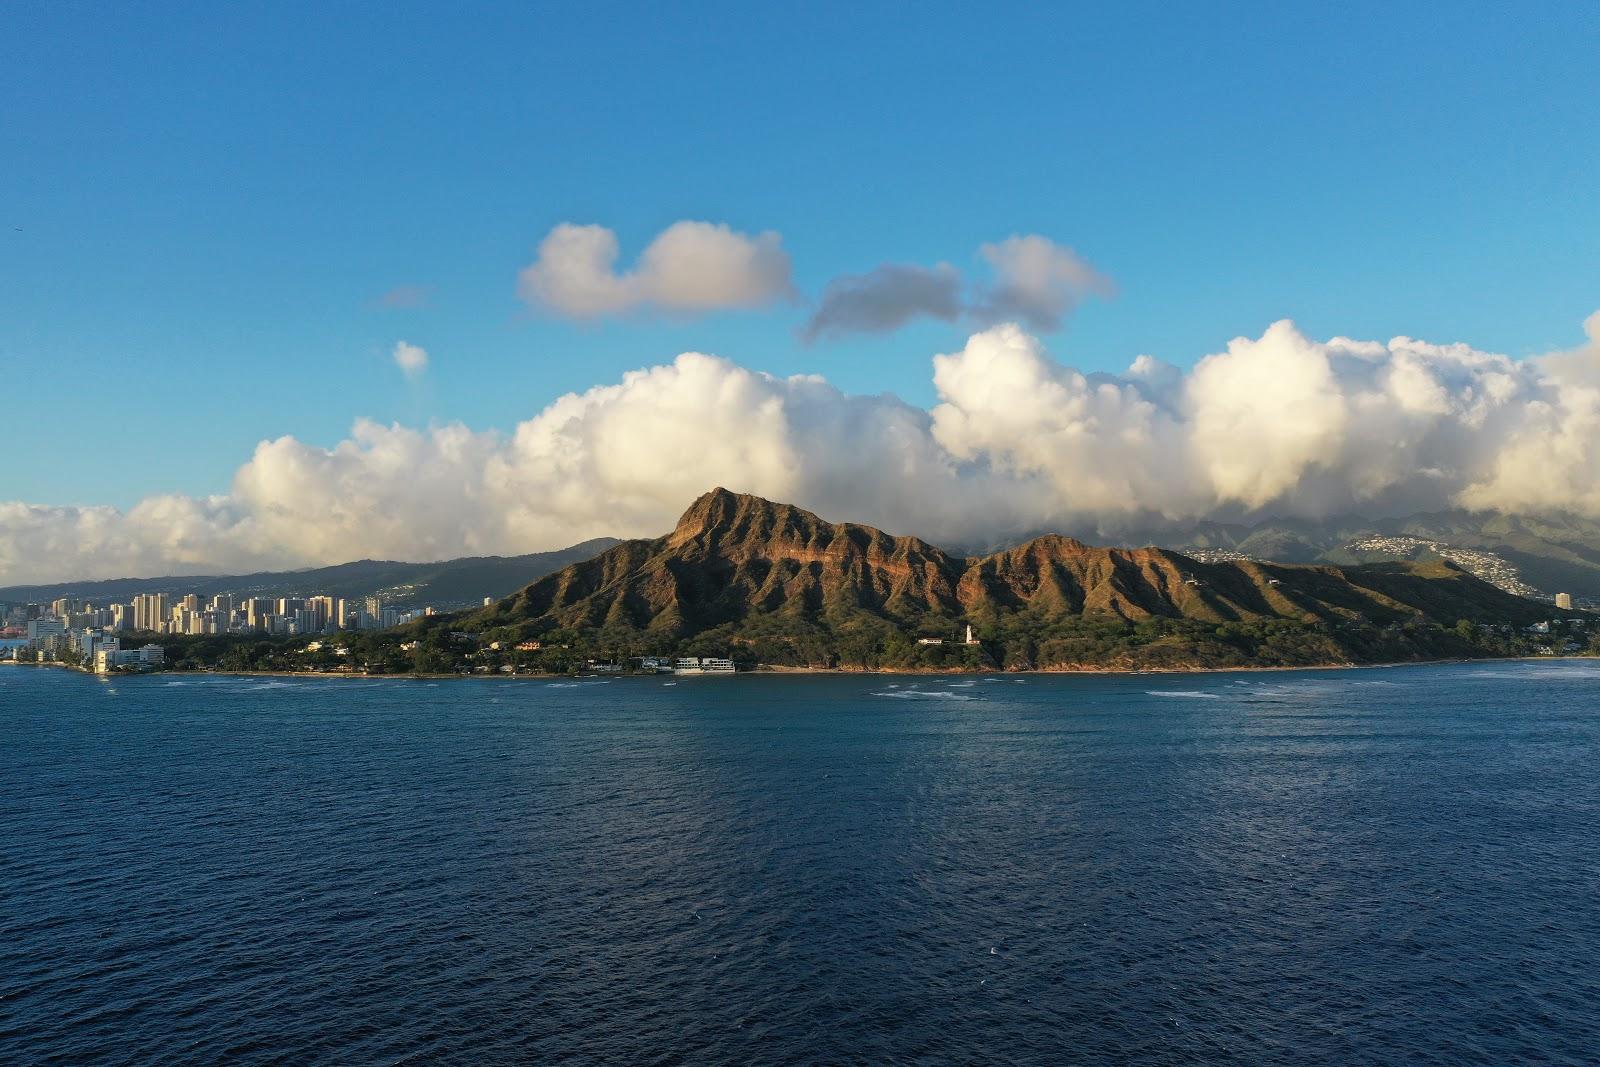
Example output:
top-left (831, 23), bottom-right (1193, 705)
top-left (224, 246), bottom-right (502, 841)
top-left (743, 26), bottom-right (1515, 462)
top-left (4, 1), bottom-right (1597, 510)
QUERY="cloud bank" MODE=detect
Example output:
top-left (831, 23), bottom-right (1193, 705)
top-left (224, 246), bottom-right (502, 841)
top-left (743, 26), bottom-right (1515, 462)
top-left (801, 235), bottom-right (1110, 339)
top-left (518, 221), bottom-right (794, 318)
top-left (4, 314), bottom-right (1599, 586)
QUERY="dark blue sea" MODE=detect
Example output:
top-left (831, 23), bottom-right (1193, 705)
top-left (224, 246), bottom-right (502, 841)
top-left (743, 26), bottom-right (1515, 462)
top-left (4, 662), bottom-right (1600, 1065)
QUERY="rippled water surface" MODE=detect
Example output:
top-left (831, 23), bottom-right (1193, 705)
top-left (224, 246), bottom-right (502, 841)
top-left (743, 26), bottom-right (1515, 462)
top-left (4, 662), bottom-right (1600, 1064)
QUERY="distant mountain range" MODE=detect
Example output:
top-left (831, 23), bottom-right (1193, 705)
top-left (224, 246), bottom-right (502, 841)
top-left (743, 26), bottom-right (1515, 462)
top-left (1155, 511), bottom-right (1600, 600)
top-left (457, 490), bottom-right (1565, 670)
top-left (0, 539), bottom-right (620, 609)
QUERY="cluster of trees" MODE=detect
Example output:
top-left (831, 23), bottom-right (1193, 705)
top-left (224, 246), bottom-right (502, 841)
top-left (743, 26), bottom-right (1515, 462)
top-left (144, 607), bottom-right (1600, 676)
top-left (460, 607), bottom-right (1597, 673)
top-left (158, 630), bottom-right (446, 675)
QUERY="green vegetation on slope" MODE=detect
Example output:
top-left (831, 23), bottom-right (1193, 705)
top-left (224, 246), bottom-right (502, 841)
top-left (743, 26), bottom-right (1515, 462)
top-left (445, 490), bottom-right (1576, 671)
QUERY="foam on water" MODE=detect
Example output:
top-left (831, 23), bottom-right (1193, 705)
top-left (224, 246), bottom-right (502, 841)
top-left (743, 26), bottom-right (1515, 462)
top-left (1468, 664), bottom-right (1600, 680)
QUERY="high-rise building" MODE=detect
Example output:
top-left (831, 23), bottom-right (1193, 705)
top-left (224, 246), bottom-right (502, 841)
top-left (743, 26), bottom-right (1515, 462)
top-left (307, 596), bottom-right (337, 633)
top-left (209, 593), bottom-right (234, 617)
top-left (246, 598), bottom-right (273, 631)
top-left (1556, 592), bottom-right (1574, 610)
top-left (26, 618), bottom-right (66, 642)
top-left (132, 593), bottom-right (170, 632)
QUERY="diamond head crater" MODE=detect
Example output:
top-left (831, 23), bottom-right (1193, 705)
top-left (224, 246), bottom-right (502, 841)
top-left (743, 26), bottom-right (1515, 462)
top-left (62, 489), bottom-right (1582, 676)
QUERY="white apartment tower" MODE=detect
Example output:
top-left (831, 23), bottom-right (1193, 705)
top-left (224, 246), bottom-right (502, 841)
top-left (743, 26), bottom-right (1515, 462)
top-left (132, 593), bottom-right (170, 632)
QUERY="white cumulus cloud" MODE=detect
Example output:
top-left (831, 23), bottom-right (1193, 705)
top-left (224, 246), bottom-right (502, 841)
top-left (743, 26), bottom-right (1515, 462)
top-left (517, 220), bottom-right (794, 318)
top-left (392, 340), bottom-right (429, 378)
top-left (4, 314), bottom-right (1600, 586)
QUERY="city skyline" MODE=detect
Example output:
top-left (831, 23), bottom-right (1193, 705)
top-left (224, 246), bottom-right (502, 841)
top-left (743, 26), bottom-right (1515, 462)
top-left (7, 590), bottom-right (440, 639)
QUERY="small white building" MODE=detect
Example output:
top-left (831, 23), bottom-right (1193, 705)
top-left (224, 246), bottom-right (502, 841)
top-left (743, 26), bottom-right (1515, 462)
top-left (674, 657), bottom-right (735, 674)
top-left (93, 644), bottom-right (164, 673)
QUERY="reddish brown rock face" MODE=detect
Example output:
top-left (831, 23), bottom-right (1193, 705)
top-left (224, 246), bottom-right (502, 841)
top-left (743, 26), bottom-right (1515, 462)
top-left (468, 489), bottom-right (1548, 638)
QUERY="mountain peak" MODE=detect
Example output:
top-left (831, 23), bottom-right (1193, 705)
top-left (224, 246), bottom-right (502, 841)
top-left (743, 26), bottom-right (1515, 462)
top-left (674, 486), bottom-right (752, 529)
top-left (670, 487), bottom-right (824, 543)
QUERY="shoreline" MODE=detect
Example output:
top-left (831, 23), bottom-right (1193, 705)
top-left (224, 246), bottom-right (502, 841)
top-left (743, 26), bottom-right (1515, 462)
top-left (12, 654), bottom-right (1592, 682)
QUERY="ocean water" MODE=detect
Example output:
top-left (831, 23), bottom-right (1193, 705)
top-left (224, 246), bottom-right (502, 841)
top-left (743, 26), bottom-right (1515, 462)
top-left (3, 663), bottom-right (1599, 1065)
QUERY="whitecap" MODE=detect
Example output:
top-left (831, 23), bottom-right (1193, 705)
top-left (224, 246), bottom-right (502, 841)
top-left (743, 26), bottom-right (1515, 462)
top-left (1146, 690), bottom-right (1222, 700)
top-left (873, 690), bottom-right (975, 701)
top-left (1468, 665), bottom-right (1600, 681)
